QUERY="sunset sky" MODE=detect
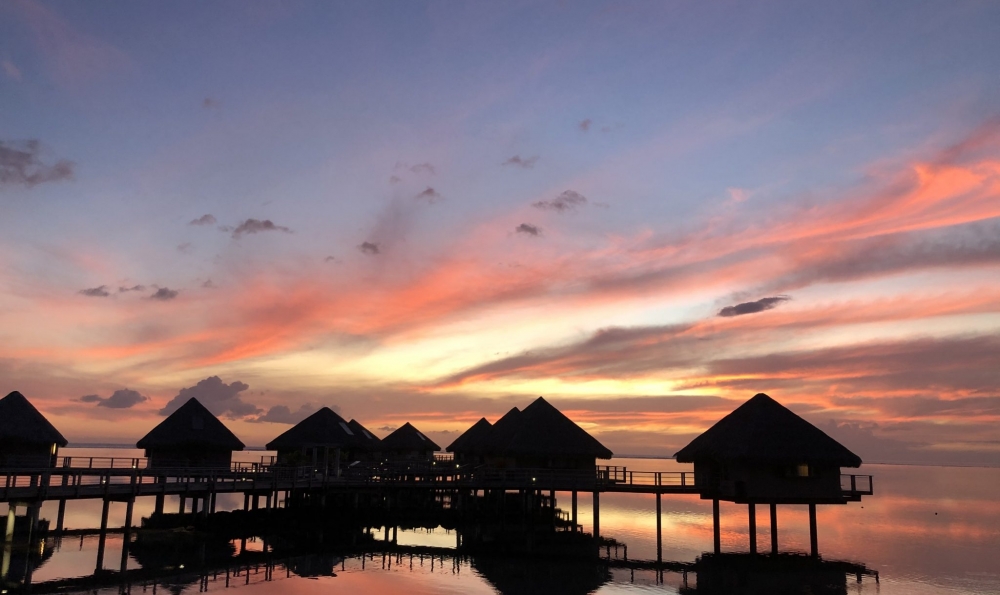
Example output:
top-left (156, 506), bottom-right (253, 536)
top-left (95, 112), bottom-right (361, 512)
top-left (2, 1), bottom-right (999, 464)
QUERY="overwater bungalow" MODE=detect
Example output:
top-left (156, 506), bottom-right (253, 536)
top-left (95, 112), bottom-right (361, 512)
top-left (266, 407), bottom-right (360, 474)
top-left (137, 397), bottom-right (245, 469)
top-left (446, 417), bottom-right (492, 465)
top-left (674, 393), bottom-right (862, 504)
top-left (347, 418), bottom-right (382, 461)
top-left (0, 391), bottom-right (67, 469)
top-left (478, 397), bottom-right (613, 470)
top-left (379, 422), bottom-right (440, 461)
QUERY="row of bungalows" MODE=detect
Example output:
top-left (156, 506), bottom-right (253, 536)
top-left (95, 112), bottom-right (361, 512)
top-left (446, 397), bottom-right (614, 470)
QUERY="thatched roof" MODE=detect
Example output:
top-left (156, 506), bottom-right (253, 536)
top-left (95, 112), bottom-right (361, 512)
top-left (137, 398), bottom-right (244, 450)
top-left (0, 391), bottom-right (67, 446)
top-left (446, 417), bottom-right (492, 453)
top-left (348, 419), bottom-right (381, 450)
top-left (490, 397), bottom-right (612, 459)
top-left (476, 407), bottom-right (520, 454)
top-left (380, 422), bottom-right (440, 452)
top-left (674, 393), bottom-right (861, 467)
top-left (265, 407), bottom-right (360, 451)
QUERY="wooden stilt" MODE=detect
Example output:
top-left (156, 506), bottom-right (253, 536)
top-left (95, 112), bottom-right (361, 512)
top-left (656, 493), bottom-right (662, 563)
top-left (96, 499), bottom-right (111, 571)
top-left (770, 503), bottom-right (778, 554)
top-left (4, 504), bottom-right (15, 542)
top-left (120, 498), bottom-right (135, 574)
top-left (179, 496), bottom-right (186, 514)
top-left (748, 503), bottom-right (757, 554)
top-left (809, 503), bottom-right (818, 557)
top-left (712, 499), bottom-right (721, 554)
top-left (592, 491), bottom-right (600, 539)
top-left (571, 491), bottom-right (578, 531)
top-left (56, 499), bottom-right (67, 532)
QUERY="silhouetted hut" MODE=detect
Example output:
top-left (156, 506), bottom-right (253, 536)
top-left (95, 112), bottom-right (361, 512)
top-left (348, 419), bottom-right (381, 461)
top-left (446, 417), bottom-right (492, 464)
top-left (0, 391), bottom-right (68, 469)
top-left (379, 422), bottom-right (440, 461)
top-left (480, 398), bottom-right (613, 469)
top-left (137, 398), bottom-right (245, 469)
top-left (675, 393), bottom-right (862, 504)
top-left (266, 407), bottom-right (359, 473)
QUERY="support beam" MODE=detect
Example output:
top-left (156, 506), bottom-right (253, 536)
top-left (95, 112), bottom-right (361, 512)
top-left (179, 496), bottom-right (186, 515)
top-left (656, 493), bottom-right (662, 563)
top-left (154, 493), bottom-right (164, 515)
top-left (592, 491), bottom-right (600, 539)
top-left (120, 498), bottom-right (135, 575)
top-left (712, 499), bottom-right (721, 554)
top-left (56, 499), bottom-right (67, 533)
top-left (809, 503), bottom-right (818, 558)
top-left (748, 503), bottom-right (757, 554)
top-left (96, 499), bottom-right (111, 571)
top-left (770, 503), bottom-right (778, 555)
top-left (571, 491), bottom-right (578, 531)
top-left (5, 504), bottom-right (16, 543)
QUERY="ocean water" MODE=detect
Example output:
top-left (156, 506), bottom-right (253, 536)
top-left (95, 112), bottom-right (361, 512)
top-left (4, 449), bottom-right (999, 594)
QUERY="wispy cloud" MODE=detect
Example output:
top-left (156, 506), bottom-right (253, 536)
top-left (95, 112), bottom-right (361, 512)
top-left (251, 403), bottom-right (317, 424)
top-left (502, 155), bottom-right (539, 169)
top-left (0, 139), bottom-right (74, 188)
top-left (358, 241), bottom-right (380, 255)
top-left (515, 223), bottom-right (541, 236)
top-left (118, 285), bottom-right (145, 293)
top-left (78, 285), bottom-right (110, 297)
top-left (202, 97), bottom-right (220, 109)
top-left (189, 214), bottom-right (216, 226)
top-left (533, 190), bottom-right (588, 212)
top-left (718, 296), bottom-right (790, 317)
top-left (410, 162), bottom-right (436, 175)
top-left (578, 119), bottom-right (592, 132)
top-left (415, 187), bottom-right (442, 203)
top-left (149, 287), bottom-right (178, 301)
top-left (80, 388), bottom-right (148, 409)
top-left (159, 375), bottom-right (260, 418)
top-left (1, 59), bottom-right (21, 81)
top-left (231, 218), bottom-right (292, 239)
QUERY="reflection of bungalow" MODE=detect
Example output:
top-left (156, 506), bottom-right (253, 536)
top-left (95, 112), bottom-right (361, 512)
top-left (348, 419), bottom-right (381, 461)
top-left (266, 407), bottom-right (359, 474)
top-left (0, 391), bottom-right (67, 469)
top-left (137, 398), bottom-right (245, 469)
top-left (446, 417), bottom-right (492, 465)
top-left (479, 397), bottom-right (612, 470)
top-left (674, 393), bottom-right (861, 504)
top-left (379, 422), bottom-right (440, 461)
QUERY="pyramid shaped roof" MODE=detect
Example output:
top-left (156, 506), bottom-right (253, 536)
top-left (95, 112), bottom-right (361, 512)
top-left (137, 397), bottom-right (244, 450)
top-left (493, 397), bottom-right (612, 459)
top-left (348, 419), bottom-right (381, 450)
top-left (380, 422), bottom-right (440, 452)
top-left (674, 393), bottom-right (861, 467)
top-left (266, 407), bottom-right (361, 451)
top-left (0, 391), bottom-right (68, 446)
top-left (446, 417), bottom-right (492, 453)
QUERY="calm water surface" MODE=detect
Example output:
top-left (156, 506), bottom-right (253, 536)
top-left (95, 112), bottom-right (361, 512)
top-left (9, 449), bottom-right (1000, 594)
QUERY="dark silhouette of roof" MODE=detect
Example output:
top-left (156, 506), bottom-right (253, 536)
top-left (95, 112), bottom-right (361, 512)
top-left (0, 391), bottom-right (68, 446)
top-left (446, 417), bottom-right (492, 453)
top-left (496, 397), bottom-right (612, 459)
top-left (265, 407), bottom-right (359, 451)
top-left (476, 406), bottom-right (521, 454)
top-left (137, 397), bottom-right (245, 450)
top-left (380, 422), bottom-right (440, 452)
top-left (675, 393), bottom-right (861, 467)
top-left (348, 419), bottom-right (381, 450)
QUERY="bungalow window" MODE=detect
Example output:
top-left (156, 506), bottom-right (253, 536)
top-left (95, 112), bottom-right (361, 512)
top-left (796, 464), bottom-right (810, 477)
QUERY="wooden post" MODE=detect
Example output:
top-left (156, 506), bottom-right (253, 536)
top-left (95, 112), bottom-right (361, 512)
top-left (154, 493), bottom-right (164, 515)
top-left (210, 492), bottom-right (217, 514)
top-left (712, 499), bottom-right (721, 554)
top-left (120, 498), bottom-right (135, 575)
top-left (5, 504), bottom-right (16, 543)
top-left (592, 491), bottom-right (600, 539)
top-left (770, 503), bottom-right (778, 554)
top-left (56, 499), bottom-right (67, 532)
top-left (96, 498), bottom-right (111, 571)
top-left (809, 503), bottom-right (818, 557)
top-left (179, 496), bottom-right (186, 514)
top-left (571, 491), bottom-right (578, 531)
top-left (748, 503), bottom-right (757, 554)
top-left (656, 493), bottom-right (662, 563)
top-left (244, 492), bottom-right (251, 511)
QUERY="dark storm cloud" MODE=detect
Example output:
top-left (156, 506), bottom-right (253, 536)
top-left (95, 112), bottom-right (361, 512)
top-left (502, 155), bottom-right (539, 169)
top-left (0, 140), bottom-right (74, 188)
top-left (159, 376), bottom-right (261, 418)
top-left (79, 388), bottom-right (149, 409)
top-left (149, 287), bottom-right (178, 301)
top-left (231, 218), bottom-right (292, 238)
top-left (410, 163), bottom-right (436, 175)
top-left (358, 241), bottom-right (380, 255)
top-left (533, 190), bottom-right (588, 212)
top-left (718, 296), bottom-right (791, 317)
top-left (515, 223), bottom-right (541, 236)
top-left (578, 119), bottom-right (592, 132)
top-left (78, 285), bottom-right (110, 297)
top-left (189, 214), bottom-right (216, 226)
top-left (415, 187), bottom-right (442, 203)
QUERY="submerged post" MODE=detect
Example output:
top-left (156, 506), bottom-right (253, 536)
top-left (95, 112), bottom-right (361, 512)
top-left (809, 503), bottom-right (818, 557)
top-left (656, 492), bottom-right (662, 563)
top-left (592, 491), bottom-right (600, 539)
top-left (748, 503), bottom-right (757, 554)
top-left (712, 499), bottom-right (721, 554)
top-left (770, 503), bottom-right (778, 554)
top-left (96, 498), bottom-right (111, 571)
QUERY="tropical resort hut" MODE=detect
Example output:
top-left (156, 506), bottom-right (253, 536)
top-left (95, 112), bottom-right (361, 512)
top-left (479, 397), bottom-right (613, 470)
top-left (137, 397), bottom-right (245, 469)
top-left (674, 392), bottom-right (867, 556)
top-left (446, 417), bottom-right (492, 465)
top-left (266, 407), bottom-right (360, 475)
top-left (379, 422), bottom-right (440, 462)
top-left (347, 419), bottom-right (382, 461)
top-left (0, 391), bottom-right (68, 469)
